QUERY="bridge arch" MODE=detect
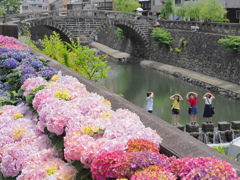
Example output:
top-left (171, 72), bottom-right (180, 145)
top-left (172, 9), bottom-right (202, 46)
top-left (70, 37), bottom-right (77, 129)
top-left (19, 19), bottom-right (74, 43)
top-left (89, 20), bottom-right (150, 58)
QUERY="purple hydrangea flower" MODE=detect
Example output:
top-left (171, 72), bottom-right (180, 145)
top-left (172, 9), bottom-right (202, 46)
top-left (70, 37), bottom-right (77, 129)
top-left (6, 73), bottom-right (17, 80)
top-left (11, 53), bottom-right (25, 61)
top-left (2, 58), bottom-right (20, 69)
top-left (38, 67), bottom-right (57, 78)
top-left (0, 47), bottom-right (8, 53)
top-left (20, 74), bottom-right (37, 84)
top-left (31, 60), bottom-right (44, 69)
top-left (26, 55), bottom-right (38, 62)
top-left (0, 53), bottom-right (8, 59)
top-left (21, 67), bottom-right (37, 76)
top-left (0, 89), bottom-right (5, 96)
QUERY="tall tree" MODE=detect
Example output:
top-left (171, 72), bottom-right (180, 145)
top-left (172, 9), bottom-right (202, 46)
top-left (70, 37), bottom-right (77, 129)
top-left (199, 0), bottom-right (227, 22)
top-left (2, 0), bottom-right (20, 14)
top-left (0, 5), bottom-right (4, 16)
top-left (160, 0), bottom-right (174, 19)
top-left (176, 5), bottom-right (188, 19)
top-left (114, 0), bottom-right (140, 13)
top-left (185, 1), bottom-right (203, 21)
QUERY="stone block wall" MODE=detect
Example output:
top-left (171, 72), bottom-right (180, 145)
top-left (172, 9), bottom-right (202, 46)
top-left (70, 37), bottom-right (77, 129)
top-left (96, 26), bottom-right (240, 85)
top-left (148, 29), bottom-right (240, 85)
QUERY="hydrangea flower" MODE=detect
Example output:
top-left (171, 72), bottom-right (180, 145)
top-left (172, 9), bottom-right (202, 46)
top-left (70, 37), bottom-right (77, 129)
top-left (21, 67), bottom-right (37, 76)
top-left (126, 139), bottom-right (160, 152)
top-left (38, 67), bottom-right (58, 78)
top-left (131, 165), bottom-right (176, 180)
top-left (168, 157), bottom-right (238, 179)
top-left (2, 58), bottom-right (20, 69)
top-left (91, 150), bottom-right (168, 179)
top-left (20, 74), bottom-right (37, 84)
top-left (31, 59), bottom-right (44, 69)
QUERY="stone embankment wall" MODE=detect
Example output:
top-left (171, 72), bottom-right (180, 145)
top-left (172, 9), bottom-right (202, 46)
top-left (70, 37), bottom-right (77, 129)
top-left (96, 26), bottom-right (240, 86)
top-left (148, 29), bottom-right (240, 85)
top-left (97, 26), bottom-right (132, 55)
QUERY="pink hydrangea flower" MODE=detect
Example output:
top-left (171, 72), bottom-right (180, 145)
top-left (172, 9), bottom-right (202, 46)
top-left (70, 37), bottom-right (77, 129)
top-left (168, 157), bottom-right (238, 179)
top-left (64, 134), bottom-right (99, 168)
top-left (21, 77), bottom-right (48, 97)
top-left (0, 35), bottom-right (20, 44)
top-left (2, 44), bottom-right (29, 50)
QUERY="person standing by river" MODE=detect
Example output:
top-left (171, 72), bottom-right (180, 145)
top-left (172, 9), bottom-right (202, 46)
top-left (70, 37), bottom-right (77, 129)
top-left (170, 94), bottom-right (183, 125)
top-left (203, 92), bottom-right (215, 124)
top-left (186, 92), bottom-right (198, 125)
top-left (146, 92), bottom-right (154, 113)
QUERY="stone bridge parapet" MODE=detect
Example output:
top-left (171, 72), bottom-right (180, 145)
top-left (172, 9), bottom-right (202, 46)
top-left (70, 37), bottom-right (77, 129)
top-left (157, 20), bottom-right (240, 36)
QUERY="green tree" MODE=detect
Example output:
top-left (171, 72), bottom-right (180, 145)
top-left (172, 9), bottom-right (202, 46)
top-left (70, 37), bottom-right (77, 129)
top-left (38, 32), bottom-right (110, 82)
top-left (0, 5), bottom-right (4, 16)
top-left (114, 0), bottom-right (140, 13)
top-left (2, 0), bottom-right (20, 14)
top-left (199, 0), bottom-right (227, 22)
top-left (185, 1), bottom-right (203, 21)
top-left (160, 0), bottom-right (174, 19)
top-left (175, 5), bottom-right (188, 19)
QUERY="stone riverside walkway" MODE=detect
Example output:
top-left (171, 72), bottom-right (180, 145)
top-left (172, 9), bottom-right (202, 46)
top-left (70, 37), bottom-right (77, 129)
top-left (90, 42), bottom-right (130, 60)
top-left (141, 60), bottom-right (240, 95)
top-left (90, 42), bottom-right (240, 98)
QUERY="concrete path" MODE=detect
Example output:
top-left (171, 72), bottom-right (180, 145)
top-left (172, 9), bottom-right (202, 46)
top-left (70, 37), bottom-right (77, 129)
top-left (141, 60), bottom-right (240, 94)
top-left (90, 42), bottom-right (130, 59)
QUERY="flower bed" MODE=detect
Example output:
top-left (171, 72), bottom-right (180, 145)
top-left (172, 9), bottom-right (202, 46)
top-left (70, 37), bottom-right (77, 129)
top-left (0, 35), bottom-right (239, 180)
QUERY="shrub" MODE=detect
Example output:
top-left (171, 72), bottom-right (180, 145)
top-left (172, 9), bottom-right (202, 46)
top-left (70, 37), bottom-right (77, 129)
top-left (218, 36), bottom-right (240, 52)
top-left (214, 18), bottom-right (230, 23)
top-left (151, 28), bottom-right (172, 49)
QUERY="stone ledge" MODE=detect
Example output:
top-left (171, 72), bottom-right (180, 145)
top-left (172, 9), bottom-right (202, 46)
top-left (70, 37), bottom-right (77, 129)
top-left (28, 46), bottom-right (240, 175)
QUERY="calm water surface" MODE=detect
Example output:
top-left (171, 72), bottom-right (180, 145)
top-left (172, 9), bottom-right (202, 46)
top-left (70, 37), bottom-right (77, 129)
top-left (101, 60), bottom-right (240, 127)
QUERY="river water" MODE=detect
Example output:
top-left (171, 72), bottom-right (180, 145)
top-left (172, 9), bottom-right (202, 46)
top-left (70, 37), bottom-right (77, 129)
top-left (101, 60), bottom-right (240, 127)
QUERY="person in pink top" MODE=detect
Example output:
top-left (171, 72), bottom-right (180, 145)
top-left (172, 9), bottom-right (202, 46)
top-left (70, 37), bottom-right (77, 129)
top-left (186, 92), bottom-right (198, 125)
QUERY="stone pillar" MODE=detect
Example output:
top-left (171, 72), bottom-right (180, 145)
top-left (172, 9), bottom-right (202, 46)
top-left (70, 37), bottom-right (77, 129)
top-left (232, 121), bottom-right (240, 130)
top-left (186, 123), bottom-right (199, 133)
top-left (202, 122), bottom-right (214, 132)
top-left (218, 121), bottom-right (230, 131)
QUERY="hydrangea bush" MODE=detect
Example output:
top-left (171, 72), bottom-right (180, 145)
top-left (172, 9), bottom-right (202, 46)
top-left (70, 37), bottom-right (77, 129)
top-left (0, 35), bottom-right (239, 180)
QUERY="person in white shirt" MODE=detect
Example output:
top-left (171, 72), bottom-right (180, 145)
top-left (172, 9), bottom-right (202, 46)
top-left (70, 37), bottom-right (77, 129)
top-left (146, 92), bottom-right (154, 113)
top-left (202, 92), bottom-right (215, 124)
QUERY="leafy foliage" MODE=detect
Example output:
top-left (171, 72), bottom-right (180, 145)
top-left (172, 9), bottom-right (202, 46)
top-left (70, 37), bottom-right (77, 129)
top-left (0, 5), bottom-right (4, 17)
top-left (37, 32), bottom-right (110, 82)
top-left (213, 146), bottom-right (226, 155)
top-left (114, 0), bottom-right (140, 13)
top-left (199, 0), bottom-right (227, 22)
top-left (214, 18), bottom-right (230, 23)
top-left (160, 0), bottom-right (174, 19)
top-left (175, 5), bottom-right (187, 19)
top-left (2, 0), bottom-right (20, 14)
top-left (151, 28), bottom-right (172, 49)
top-left (114, 28), bottom-right (126, 39)
top-left (218, 36), bottom-right (240, 52)
top-left (185, 1), bottom-right (203, 21)
top-left (178, 0), bottom-right (226, 22)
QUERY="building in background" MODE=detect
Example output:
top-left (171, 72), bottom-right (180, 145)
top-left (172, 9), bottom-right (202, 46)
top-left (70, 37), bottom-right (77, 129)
top-left (19, 0), bottom-right (55, 13)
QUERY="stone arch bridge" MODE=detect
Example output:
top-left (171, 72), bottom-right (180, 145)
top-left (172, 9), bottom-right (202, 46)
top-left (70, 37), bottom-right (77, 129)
top-left (4, 10), bottom-right (157, 58)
